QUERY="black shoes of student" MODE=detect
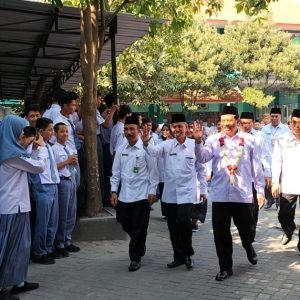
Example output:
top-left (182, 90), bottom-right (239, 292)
top-left (264, 199), bottom-right (275, 210)
top-left (281, 233), bottom-right (292, 246)
top-left (65, 244), bottom-right (80, 252)
top-left (215, 269), bottom-right (233, 281)
top-left (128, 261), bottom-right (141, 272)
top-left (31, 254), bottom-right (55, 265)
top-left (10, 282), bottom-right (39, 295)
top-left (297, 241), bottom-right (300, 253)
top-left (54, 247), bottom-right (70, 257)
top-left (185, 257), bottom-right (194, 270)
top-left (0, 289), bottom-right (20, 300)
top-left (167, 260), bottom-right (184, 268)
top-left (246, 245), bottom-right (258, 265)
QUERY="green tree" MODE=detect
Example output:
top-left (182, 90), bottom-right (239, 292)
top-left (223, 18), bottom-right (300, 107)
top-left (51, 0), bottom-right (278, 216)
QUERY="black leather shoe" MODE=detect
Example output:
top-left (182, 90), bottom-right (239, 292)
top-left (297, 241), bottom-right (300, 252)
top-left (128, 261), bottom-right (141, 272)
top-left (185, 257), bottom-right (193, 270)
top-left (167, 260), bottom-right (184, 268)
top-left (246, 245), bottom-right (258, 265)
top-left (10, 282), bottom-right (39, 295)
top-left (31, 254), bottom-right (55, 265)
top-left (215, 269), bottom-right (233, 281)
top-left (54, 248), bottom-right (70, 258)
top-left (264, 199), bottom-right (274, 210)
top-left (65, 244), bottom-right (80, 252)
top-left (0, 289), bottom-right (20, 300)
top-left (281, 233), bottom-right (292, 245)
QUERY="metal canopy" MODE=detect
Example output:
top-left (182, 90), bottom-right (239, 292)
top-left (0, 0), bottom-right (153, 100)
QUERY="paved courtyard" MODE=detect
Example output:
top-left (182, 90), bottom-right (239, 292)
top-left (21, 202), bottom-right (300, 300)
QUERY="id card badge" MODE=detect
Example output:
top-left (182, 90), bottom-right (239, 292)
top-left (271, 138), bottom-right (275, 146)
top-left (133, 166), bottom-right (139, 174)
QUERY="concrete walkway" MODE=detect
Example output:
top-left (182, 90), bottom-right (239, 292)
top-left (21, 202), bottom-right (300, 300)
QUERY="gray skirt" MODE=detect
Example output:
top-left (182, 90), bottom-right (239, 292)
top-left (0, 212), bottom-right (31, 288)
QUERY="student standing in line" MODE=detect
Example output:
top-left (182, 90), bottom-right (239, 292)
top-left (0, 116), bottom-right (46, 300)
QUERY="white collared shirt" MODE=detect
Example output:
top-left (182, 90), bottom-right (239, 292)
top-left (52, 142), bottom-right (75, 178)
top-left (53, 113), bottom-right (77, 154)
top-left (96, 110), bottom-right (105, 135)
top-left (196, 132), bottom-right (265, 203)
top-left (32, 143), bottom-right (60, 184)
top-left (110, 121), bottom-right (125, 155)
top-left (145, 138), bottom-right (200, 204)
top-left (272, 132), bottom-right (300, 194)
top-left (111, 138), bottom-right (158, 203)
top-left (43, 103), bottom-right (61, 121)
top-left (0, 147), bottom-right (47, 214)
top-left (261, 123), bottom-right (290, 176)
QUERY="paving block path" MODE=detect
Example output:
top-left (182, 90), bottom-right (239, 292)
top-left (21, 202), bottom-right (300, 300)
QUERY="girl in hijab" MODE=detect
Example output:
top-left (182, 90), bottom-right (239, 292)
top-left (0, 115), bottom-right (46, 300)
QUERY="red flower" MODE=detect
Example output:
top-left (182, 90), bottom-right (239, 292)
top-left (239, 137), bottom-right (245, 147)
top-left (219, 137), bottom-right (225, 147)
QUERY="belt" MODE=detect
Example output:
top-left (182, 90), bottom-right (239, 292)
top-left (60, 176), bottom-right (72, 180)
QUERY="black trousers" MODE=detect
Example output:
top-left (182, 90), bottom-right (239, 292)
top-left (251, 184), bottom-right (259, 240)
top-left (158, 183), bottom-right (166, 217)
top-left (116, 199), bottom-right (150, 262)
top-left (164, 203), bottom-right (194, 262)
top-left (212, 202), bottom-right (255, 271)
top-left (278, 194), bottom-right (299, 237)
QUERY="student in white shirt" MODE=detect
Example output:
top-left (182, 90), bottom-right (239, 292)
top-left (111, 115), bottom-right (158, 272)
top-left (23, 104), bottom-right (41, 128)
top-left (0, 116), bottom-right (45, 299)
top-left (272, 109), bottom-right (300, 250)
top-left (142, 113), bottom-right (203, 271)
top-left (110, 104), bottom-right (132, 156)
top-left (30, 118), bottom-right (60, 265)
top-left (42, 88), bottom-right (63, 121)
top-left (52, 123), bottom-right (80, 256)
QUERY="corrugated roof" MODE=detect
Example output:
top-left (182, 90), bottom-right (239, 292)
top-left (0, 0), bottom-right (153, 99)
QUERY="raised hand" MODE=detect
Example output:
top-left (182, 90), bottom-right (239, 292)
top-left (192, 120), bottom-right (204, 143)
top-left (141, 124), bottom-right (151, 146)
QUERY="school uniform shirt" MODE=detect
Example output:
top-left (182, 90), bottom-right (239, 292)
top-left (272, 132), bottom-right (300, 195)
top-left (261, 123), bottom-right (290, 176)
top-left (53, 113), bottom-right (77, 154)
top-left (43, 103), bottom-right (61, 121)
top-left (196, 131), bottom-right (265, 203)
top-left (111, 138), bottom-right (159, 203)
top-left (32, 143), bottom-right (60, 184)
top-left (145, 137), bottom-right (201, 205)
top-left (96, 110), bottom-right (105, 135)
top-left (52, 142), bottom-right (75, 178)
top-left (110, 121), bottom-right (125, 155)
top-left (249, 128), bottom-right (271, 177)
top-left (0, 147), bottom-right (47, 214)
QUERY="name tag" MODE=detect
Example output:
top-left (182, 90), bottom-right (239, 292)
top-left (122, 153), bottom-right (128, 156)
top-left (185, 157), bottom-right (194, 159)
top-left (169, 153), bottom-right (177, 156)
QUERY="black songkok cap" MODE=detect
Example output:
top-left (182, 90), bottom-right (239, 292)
top-left (270, 107), bottom-right (281, 114)
top-left (291, 109), bottom-right (300, 118)
top-left (240, 112), bottom-right (254, 120)
top-left (124, 115), bottom-right (140, 126)
top-left (221, 106), bottom-right (239, 117)
top-left (171, 113), bottom-right (186, 123)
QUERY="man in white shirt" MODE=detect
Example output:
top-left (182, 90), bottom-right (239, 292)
top-left (110, 104), bottom-right (132, 156)
top-left (111, 115), bottom-right (158, 272)
top-left (262, 107), bottom-right (290, 209)
top-left (142, 113), bottom-right (203, 271)
top-left (23, 104), bottom-right (41, 128)
top-left (42, 88), bottom-right (63, 121)
top-left (239, 111), bottom-right (270, 238)
top-left (272, 109), bottom-right (300, 250)
top-left (196, 106), bottom-right (265, 281)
